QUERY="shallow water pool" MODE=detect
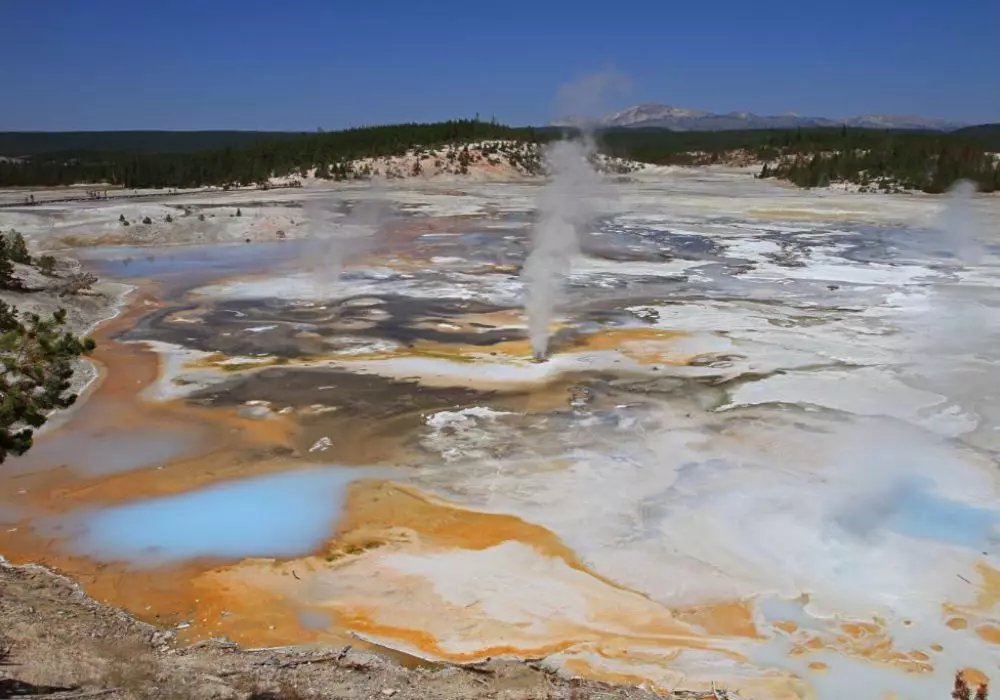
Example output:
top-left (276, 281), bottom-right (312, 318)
top-left (80, 241), bottom-right (302, 280)
top-left (57, 466), bottom-right (378, 566)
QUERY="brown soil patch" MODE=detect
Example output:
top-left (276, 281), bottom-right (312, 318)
top-left (962, 667), bottom-right (990, 686)
top-left (841, 622), bottom-right (880, 638)
top-left (947, 617), bottom-right (969, 630)
top-left (787, 621), bottom-right (935, 675)
top-left (675, 601), bottom-right (761, 639)
top-left (975, 624), bottom-right (1000, 644)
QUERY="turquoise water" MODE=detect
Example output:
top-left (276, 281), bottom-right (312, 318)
top-left (884, 480), bottom-right (1000, 550)
top-left (833, 477), bottom-right (1000, 550)
top-left (60, 467), bottom-right (376, 566)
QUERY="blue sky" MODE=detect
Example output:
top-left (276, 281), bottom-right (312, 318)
top-left (2, 0), bottom-right (997, 130)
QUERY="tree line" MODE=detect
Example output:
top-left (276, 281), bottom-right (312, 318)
top-left (0, 130), bottom-right (308, 157)
top-left (598, 126), bottom-right (1000, 193)
top-left (0, 120), bottom-right (997, 193)
top-left (0, 120), bottom-right (549, 189)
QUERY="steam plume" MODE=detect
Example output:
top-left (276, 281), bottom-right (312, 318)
top-left (302, 182), bottom-right (388, 299)
top-left (522, 70), bottom-right (629, 359)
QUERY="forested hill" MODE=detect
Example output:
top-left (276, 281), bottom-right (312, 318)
top-left (598, 126), bottom-right (1000, 193)
top-left (0, 121), bottom-right (547, 189)
top-left (0, 131), bottom-right (307, 156)
top-left (0, 119), bottom-right (997, 194)
top-left (952, 124), bottom-right (1000, 150)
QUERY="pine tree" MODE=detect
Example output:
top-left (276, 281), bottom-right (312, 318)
top-left (5, 232), bottom-right (31, 264)
top-left (0, 237), bottom-right (14, 289)
top-left (36, 255), bottom-right (57, 276)
top-left (0, 303), bottom-right (96, 463)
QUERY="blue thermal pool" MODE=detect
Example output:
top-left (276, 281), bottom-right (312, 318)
top-left (884, 480), bottom-right (1000, 549)
top-left (54, 467), bottom-right (378, 566)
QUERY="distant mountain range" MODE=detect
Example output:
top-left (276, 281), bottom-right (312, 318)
top-left (552, 104), bottom-right (968, 132)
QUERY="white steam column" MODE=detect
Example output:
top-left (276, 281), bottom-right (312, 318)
top-left (522, 138), bottom-right (602, 361)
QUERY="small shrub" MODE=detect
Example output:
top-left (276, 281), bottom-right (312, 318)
top-left (58, 271), bottom-right (98, 296)
top-left (142, 216), bottom-right (152, 225)
top-left (0, 238), bottom-right (14, 289)
top-left (5, 231), bottom-right (31, 264)
top-left (118, 213), bottom-right (127, 224)
top-left (164, 214), bottom-right (173, 223)
top-left (36, 255), bottom-right (57, 276)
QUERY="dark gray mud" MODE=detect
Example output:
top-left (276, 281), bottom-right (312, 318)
top-left (118, 295), bottom-right (531, 358)
top-left (190, 366), bottom-right (491, 412)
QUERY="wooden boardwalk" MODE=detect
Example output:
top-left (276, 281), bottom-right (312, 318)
top-left (0, 182), bottom-right (303, 209)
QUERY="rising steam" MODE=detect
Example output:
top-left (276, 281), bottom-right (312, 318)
top-left (522, 70), bottom-right (629, 360)
top-left (554, 67), bottom-right (632, 126)
top-left (935, 179), bottom-right (985, 262)
top-left (523, 139), bottom-right (602, 359)
top-left (302, 183), bottom-right (388, 299)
